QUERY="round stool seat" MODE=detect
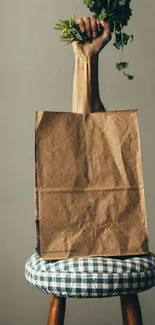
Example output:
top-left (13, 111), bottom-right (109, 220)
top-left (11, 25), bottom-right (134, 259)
top-left (25, 252), bottom-right (155, 298)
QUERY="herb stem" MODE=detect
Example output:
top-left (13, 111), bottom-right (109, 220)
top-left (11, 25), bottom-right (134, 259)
top-left (113, 20), bottom-right (116, 43)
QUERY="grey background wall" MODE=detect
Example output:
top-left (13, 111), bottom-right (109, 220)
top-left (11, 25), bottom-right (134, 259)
top-left (0, 0), bottom-right (155, 324)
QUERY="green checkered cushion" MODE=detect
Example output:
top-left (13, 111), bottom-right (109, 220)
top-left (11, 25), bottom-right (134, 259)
top-left (25, 252), bottom-right (155, 298)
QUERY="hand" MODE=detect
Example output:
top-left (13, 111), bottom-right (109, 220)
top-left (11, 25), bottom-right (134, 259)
top-left (72, 16), bottom-right (111, 58)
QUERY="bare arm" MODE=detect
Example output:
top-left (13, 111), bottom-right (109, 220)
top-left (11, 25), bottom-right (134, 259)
top-left (72, 17), bottom-right (111, 113)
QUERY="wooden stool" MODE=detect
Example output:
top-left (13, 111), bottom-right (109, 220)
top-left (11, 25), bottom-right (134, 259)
top-left (47, 294), bottom-right (143, 325)
top-left (25, 252), bottom-right (155, 325)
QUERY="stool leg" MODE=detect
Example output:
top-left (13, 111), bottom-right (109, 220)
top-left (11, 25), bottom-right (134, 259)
top-left (120, 294), bottom-right (143, 325)
top-left (47, 296), bottom-right (66, 325)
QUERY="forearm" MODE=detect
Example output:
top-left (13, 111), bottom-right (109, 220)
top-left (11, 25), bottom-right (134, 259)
top-left (72, 54), bottom-right (105, 113)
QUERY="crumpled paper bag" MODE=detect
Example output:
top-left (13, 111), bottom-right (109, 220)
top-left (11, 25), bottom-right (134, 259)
top-left (35, 110), bottom-right (149, 260)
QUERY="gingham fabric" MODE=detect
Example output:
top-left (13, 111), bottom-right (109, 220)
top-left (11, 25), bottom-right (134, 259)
top-left (25, 252), bottom-right (155, 298)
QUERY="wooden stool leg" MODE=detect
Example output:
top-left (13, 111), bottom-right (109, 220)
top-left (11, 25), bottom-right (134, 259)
top-left (120, 294), bottom-right (143, 325)
top-left (47, 296), bottom-right (66, 325)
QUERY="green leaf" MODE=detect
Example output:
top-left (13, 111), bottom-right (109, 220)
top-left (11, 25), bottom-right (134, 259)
top-left (71, 14), bottom-right (75, 22)
top-left (71, 29), bottom-right (84, 42)
top-left (111, 0), bottom-right (117, 10)
top-left (99, 8), bottom-right (107, 20)
top-left (107, 0), bottom-right (110, 9)
top-left (116, 61), bottom-right (129, 71)
top-left (121, 62), bottom-right (128, 69)
top-left (113, 42), bottom-right (121, 50)
top-left (119, 0), bottom-right (126, 6)
top-left (114, 32), bottom-right (124, 48)
top-left (116, 63), bottom-right (122, 71)
top-left (67, 37), bottom-right (75, 44)
top-left (128, 35), bottom-right (133, 43)
top-left (122, 33), bottom-right (133, 45)
top-left (69, 14), bottom-right (75, 27)
top-left (83, 0), bottom-right (94, 10)
top-left (127, 75), bottom-right (134, 80)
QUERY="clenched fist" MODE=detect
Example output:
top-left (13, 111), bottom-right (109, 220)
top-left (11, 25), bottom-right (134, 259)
top-left (73, 16), bottom-right (111, 57)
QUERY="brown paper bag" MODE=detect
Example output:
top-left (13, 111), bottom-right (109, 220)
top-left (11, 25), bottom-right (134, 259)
top-left (35, 110), bottom-right (149, 260)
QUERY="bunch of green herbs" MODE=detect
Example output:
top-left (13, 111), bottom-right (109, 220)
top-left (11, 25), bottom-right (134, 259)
top-left (55, 0), bottom-right (133, 79)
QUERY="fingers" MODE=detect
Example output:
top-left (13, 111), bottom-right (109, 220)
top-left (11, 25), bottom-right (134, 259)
top-left (76, 18), bottom-right (85, 33)
top-left (77, 17), bottom-right (92, 39)
top-left (91, 16), bottom-right (98, 39)
top-left (84, 17), bottom-right (92, 39)
top-left (76, 16), bottom-right (112, 54)
top-left (100, 20), bottom-right (112, 45)
top-left (77, 16), bottom-right (99, 40)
